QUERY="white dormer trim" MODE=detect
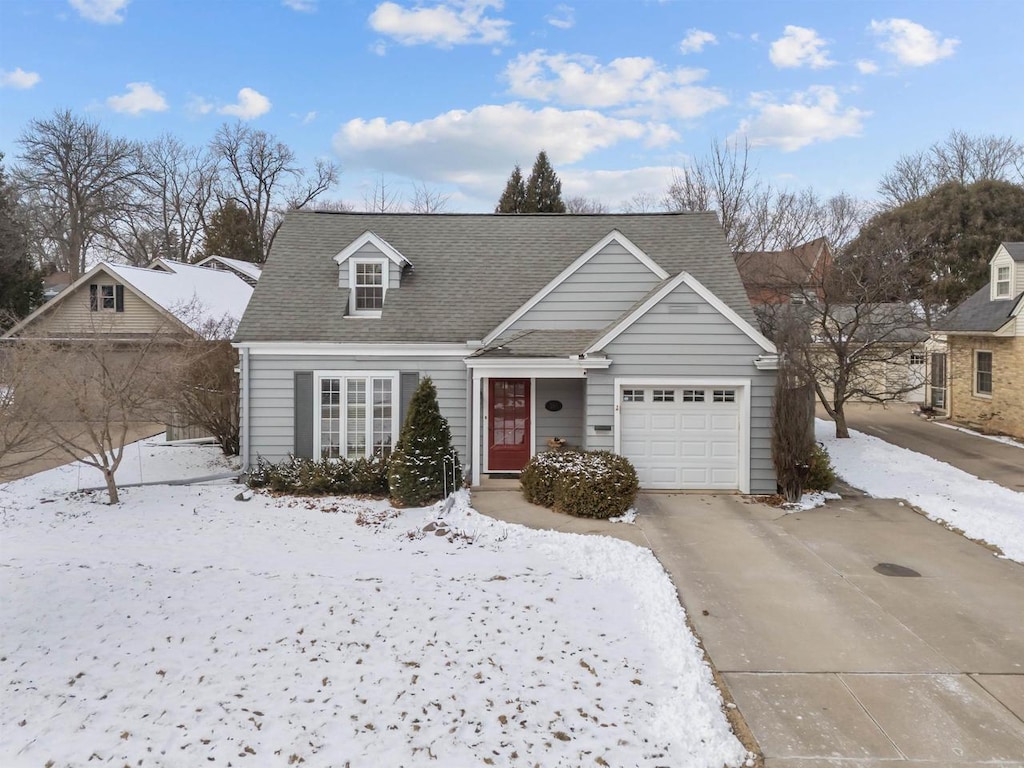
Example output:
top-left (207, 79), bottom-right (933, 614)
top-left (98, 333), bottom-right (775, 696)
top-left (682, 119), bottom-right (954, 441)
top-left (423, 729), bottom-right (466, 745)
top-left (346, 257), bottom-right (388, 318)
top-left (584, 271), bottom-right (777, 355)
top-left (483, 230), bottom-right (669, 345)
top-left (333, 231), bottom-right (411, 268)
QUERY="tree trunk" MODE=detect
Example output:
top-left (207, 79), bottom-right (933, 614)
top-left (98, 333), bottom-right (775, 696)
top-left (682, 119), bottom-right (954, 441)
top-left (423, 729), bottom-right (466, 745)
top-left (103, 468), bottom-right (119, 504)
top-left (833, 407), bottom-right (850, 439)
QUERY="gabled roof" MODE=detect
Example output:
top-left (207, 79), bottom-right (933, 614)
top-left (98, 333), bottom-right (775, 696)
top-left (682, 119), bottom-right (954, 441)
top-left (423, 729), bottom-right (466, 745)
top-left (333, 231), bottom-right (411, 267)
top-left (734, 237), bottom-right (830, 296)
top-left (193, 255), bottom-right (263, 281)
top-left (4, 260), bottom-right (254, 339)
top-left (935, 283), bottom-right (1022, 334)
top-left (999, 242), bottom-right (1024, 262)
top-left (471, 329), bottom-right (598, 359)
top-left (235, 212), bottom-right (756, 344)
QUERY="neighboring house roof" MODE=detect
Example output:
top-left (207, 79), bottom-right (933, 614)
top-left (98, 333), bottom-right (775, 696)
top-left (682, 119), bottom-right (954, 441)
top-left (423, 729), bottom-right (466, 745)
top-left (935, 283), bottom-right (1023, 334)
top-left (823, 303), bottom-right (929, 343)
top-left (108, 261), bottom-right (254, 333)
top-left (193, 255), bottom-right (263, 283)
top-left (235, 211), bottom-right (756, 344)
top-left (734, 237), bottom-right (830, 302)
top-left (4, 260), bottom-right (254, 339)
top-left (1001, 242), bottom-right (1024, 262)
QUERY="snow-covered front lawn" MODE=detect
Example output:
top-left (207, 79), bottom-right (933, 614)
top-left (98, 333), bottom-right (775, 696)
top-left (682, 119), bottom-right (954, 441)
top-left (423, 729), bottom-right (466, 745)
top-left (816, 419), bottom-right (1024, 564)
top-left (0, 439), bottom-right (745, 767)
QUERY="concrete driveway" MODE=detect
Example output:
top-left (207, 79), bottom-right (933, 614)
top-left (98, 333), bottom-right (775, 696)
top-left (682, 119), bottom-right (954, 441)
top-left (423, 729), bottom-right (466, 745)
top-left (830, 403), bottom-right (1024, 492)
top-left (638, 492), bottom-right (1024, 767)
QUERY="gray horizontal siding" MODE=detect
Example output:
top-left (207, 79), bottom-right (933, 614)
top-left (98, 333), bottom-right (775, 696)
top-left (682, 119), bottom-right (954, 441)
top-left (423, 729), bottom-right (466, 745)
top-left (586, 282), bottom-right (777, 493)
top-left (246, 355), bottom-right (467, 465)
top-left (535, 379), bottom-right (585, 451)
top-left (510, 242), bottom-right (661, 331)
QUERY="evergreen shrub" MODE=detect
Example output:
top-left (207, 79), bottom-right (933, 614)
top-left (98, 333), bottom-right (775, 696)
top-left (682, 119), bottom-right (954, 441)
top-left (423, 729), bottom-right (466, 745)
top-left (388, 377), bottom-right (461, 506)
top-left (520, 450), bottom-right (638, 519)
top-left (246, 454), bottom-right (389, 496)
top-left (805, 443), bottom-right (837, 491)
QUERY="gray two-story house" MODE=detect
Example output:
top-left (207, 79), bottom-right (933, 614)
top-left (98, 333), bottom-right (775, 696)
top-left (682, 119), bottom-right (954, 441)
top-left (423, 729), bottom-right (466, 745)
top-left (233, 212), bottom-right (779, 493)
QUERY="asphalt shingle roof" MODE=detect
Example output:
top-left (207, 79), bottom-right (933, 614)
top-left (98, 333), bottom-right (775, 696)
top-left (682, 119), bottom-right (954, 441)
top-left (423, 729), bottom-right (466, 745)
top-left (470, 329), bottom-right (600, 358)
top-left (935, 283), bottom-right (1021, 333)
top-left (234, 211), bottom-right (753, 343)
top-left (1002, 242), bottom-right (1024, 262)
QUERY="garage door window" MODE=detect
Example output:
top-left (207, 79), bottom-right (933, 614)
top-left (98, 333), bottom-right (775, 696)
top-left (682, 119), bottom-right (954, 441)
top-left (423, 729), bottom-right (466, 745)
top-left (682, 389), bottom-right (705, 402)
top-left (652, 389), bottom-right (675, 402)
top-left (713, 389), bottom-right (736, 403)
top-left (622, 389), bottom-right (644, 402)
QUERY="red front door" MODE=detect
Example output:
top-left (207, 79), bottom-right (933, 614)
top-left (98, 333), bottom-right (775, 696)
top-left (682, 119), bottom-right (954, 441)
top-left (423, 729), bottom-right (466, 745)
top-left (488, 378), bottom-right (531, 471)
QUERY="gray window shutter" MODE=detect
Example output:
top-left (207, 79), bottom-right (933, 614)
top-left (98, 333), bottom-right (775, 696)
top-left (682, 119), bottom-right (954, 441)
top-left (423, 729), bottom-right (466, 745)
top-left (115, 285), bottom-right (125, 312)
top-left (89, 284), bottom-right (98, 311)
top-left (399, 372), bottom-right (420, 431)
top-left (294, 371), bottom-right (314, 458)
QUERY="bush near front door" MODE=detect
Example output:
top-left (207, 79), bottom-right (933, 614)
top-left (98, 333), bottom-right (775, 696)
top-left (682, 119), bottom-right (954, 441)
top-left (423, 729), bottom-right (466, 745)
top-left (521, 450), bottom-right (638, 519)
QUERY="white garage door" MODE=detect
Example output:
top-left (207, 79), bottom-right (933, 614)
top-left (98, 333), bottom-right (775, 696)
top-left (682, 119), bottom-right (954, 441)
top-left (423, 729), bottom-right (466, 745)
top-left (619, 386), bottom-right (741, 490)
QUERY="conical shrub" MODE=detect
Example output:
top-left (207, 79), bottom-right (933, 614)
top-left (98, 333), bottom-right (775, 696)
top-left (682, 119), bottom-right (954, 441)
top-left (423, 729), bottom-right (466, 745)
top-left (388, 377), bottom-right (461, 506)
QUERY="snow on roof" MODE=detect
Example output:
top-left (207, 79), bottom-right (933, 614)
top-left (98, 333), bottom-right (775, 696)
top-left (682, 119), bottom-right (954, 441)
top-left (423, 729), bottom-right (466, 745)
top-left (104, 261), bottom-right (254, 336)
top-left (194, 255), bottom-right (263, 281)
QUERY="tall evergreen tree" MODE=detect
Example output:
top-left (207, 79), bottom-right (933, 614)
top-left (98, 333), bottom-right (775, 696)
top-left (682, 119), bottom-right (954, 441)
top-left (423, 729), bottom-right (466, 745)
top-left (495, 164), bottom-right (527, 213)
top-left (200, 199), bottom-right (262, 264)
top-left (0, 155), bottom-right (42, 331)
top-left (525, 150), bottom-right (566, 213)
top-left (388, 377), bottom-right (461, 506)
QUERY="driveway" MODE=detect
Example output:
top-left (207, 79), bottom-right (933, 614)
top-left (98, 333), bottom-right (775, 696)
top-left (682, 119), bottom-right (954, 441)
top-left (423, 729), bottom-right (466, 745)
top-left (638, 492), bottom-right (1024, 767)
top-left (829, 402), bottom-right (1024, 492)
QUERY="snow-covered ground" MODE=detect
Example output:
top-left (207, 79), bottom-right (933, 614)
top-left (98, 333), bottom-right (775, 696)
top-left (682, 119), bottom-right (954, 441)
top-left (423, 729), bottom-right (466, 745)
top-left (816, 419), bottom-right (1024, 563)
top-left (0, 439), bottom-right (745, 767)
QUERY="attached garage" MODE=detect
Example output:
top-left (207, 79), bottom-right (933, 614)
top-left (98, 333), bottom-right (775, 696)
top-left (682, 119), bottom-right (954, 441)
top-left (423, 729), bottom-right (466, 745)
top-left (615, 380), bottom-right (749, 492)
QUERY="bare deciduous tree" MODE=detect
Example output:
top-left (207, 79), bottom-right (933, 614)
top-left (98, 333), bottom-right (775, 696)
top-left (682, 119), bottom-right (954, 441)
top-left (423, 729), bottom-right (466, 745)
top-left (145, 134), bottom-right (218, 263)
top-left (362, 175), bottom-right (404, 213)
top-left (619, 191), bottom-right (662, 213)
top-left (15, 109), bottom-right (149, 279)
top-left (211, 122), bottom-right (339, 260)
top-left (564, 195), bottom-right (609, 214)
top-left (878, 130), bottom-right (1024, 208)
top-left (409, 182), bottom-right (450, 213)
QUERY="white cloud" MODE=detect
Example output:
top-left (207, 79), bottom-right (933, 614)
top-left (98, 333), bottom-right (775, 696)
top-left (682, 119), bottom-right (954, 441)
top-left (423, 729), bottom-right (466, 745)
top-left (856, 59), bottom-right (879, 75)
top-left (68, 0), bottom-right (129, 24)
top-left (546, 4), bottom-right (574, 30)
top-left (333, 103), bottom-right (673, 191)
top-left (106, 82), bottom-right (168, 115)
top-left (282, 0), bottom-right (316, 10)
top-left (0, 67), bottom-right (41, 89)
top-left (769, 25), bottom-right (834, 69)
top-left (368, 0), bottom-right (511, 48)
top-left (679, 29), bottom-right (717, 54)
top-left (736, 86), bottom-right (869, 152)
top-left (187, 96), bottom-right (214, 116)
top-left (219, 87), bottom-right (272, 120)
top-left (302, 110), bottom-right (317, 124)
top-left (561, 166), bottom-right (675, 208)
top-left (869, 18), bottom-right (958, 67)
top-left (505, 50), bottom-right (728, 119)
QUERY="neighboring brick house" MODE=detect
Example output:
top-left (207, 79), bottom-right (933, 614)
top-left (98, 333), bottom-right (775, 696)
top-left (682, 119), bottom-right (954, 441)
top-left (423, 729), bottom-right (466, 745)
top-left (934, 242), bottom-right (1024, 438)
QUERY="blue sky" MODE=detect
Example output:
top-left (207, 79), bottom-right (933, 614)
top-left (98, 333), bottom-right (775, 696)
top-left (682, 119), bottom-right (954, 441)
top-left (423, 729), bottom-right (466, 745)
top-left (1, 0), bottom-right (1022, 212)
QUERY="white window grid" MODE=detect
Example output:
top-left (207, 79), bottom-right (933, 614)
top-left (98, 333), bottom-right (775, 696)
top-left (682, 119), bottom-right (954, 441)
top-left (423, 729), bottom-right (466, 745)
top-left (622, 389), bottom-right (644, 402)
top-left (354, 261), bottom-right (384, 311)
top-left (100, 284), bottom-right (116, 311)
top-left (317, 373), bottom-right (398, 459)
top-left (652, 389), bottom-right (675, 402)
top-left (975, 351), bottom-right (993, 396)
top-left (713, 389), bottom-right (736, 403)
top-left (682, 389), bottom-right (705, 402)
top-left (995, 266), bottom-right (1011, 297)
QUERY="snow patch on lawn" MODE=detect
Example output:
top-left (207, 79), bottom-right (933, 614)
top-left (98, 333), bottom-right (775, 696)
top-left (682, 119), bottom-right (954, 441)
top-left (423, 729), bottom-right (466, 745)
top-left (1, 442), bottom-right (744, 767)
top-left (816, 419), bottom-right (1024, 563)
top-left (933, 420), bottom-right (1024, 449)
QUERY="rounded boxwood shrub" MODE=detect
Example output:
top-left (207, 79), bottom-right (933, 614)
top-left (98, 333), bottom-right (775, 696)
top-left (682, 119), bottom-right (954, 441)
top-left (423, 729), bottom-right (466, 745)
top-left (521, 449), bottom-right (638, 519)
top-left (805, 443), bottom-right (837, 491)
top-left (520, 449), bottom-right (582, 507)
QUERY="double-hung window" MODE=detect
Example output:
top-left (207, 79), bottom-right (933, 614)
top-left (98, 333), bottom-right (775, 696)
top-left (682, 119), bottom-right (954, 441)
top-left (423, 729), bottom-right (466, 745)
top-left (350, 260), bottom-right (386, 316)
top-left (974, 351), bottom-right (993, 396)
top-left (317, 373), bottom-right (398, 459)
top-left (89, 283), bottom-right (124, 312)
top-left (995, 266), bottom-right (1011, 298)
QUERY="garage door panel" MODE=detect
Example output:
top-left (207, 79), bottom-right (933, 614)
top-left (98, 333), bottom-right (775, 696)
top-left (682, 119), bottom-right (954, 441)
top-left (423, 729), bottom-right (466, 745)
top-left (620, 386), bottom-right (742, 491)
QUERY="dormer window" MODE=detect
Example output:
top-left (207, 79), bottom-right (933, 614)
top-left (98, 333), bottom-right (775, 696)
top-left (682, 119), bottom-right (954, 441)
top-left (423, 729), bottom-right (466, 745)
top-left (352, 260), bottom-right (386, 315)
top-left (995, 265), bottom-right (1011, 298)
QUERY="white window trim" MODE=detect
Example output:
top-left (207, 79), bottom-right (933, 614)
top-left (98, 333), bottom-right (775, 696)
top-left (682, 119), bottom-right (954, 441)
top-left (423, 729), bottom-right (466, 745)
top-left (613, 377), bottom-right (751, 494)
top-left (313, 370), bottom-right (400, 460)
top-left (973, 350), bottom-right (993, 398)
top-left (994, 265), bottom-right (1012, 298)
top-left (96, 283), bottom-right (117, 312)
top-left (347, 258), bottom-right (388, 318)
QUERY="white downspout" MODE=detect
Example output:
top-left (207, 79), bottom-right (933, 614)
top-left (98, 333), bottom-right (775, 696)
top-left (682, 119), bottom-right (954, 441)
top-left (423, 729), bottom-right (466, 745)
top-left (240, 345), bottom-right (250, 470)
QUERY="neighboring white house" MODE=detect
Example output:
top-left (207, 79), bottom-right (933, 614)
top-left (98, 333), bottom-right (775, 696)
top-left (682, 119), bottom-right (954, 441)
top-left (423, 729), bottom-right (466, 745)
top-left (233, 212), bottom-right (780, 493)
